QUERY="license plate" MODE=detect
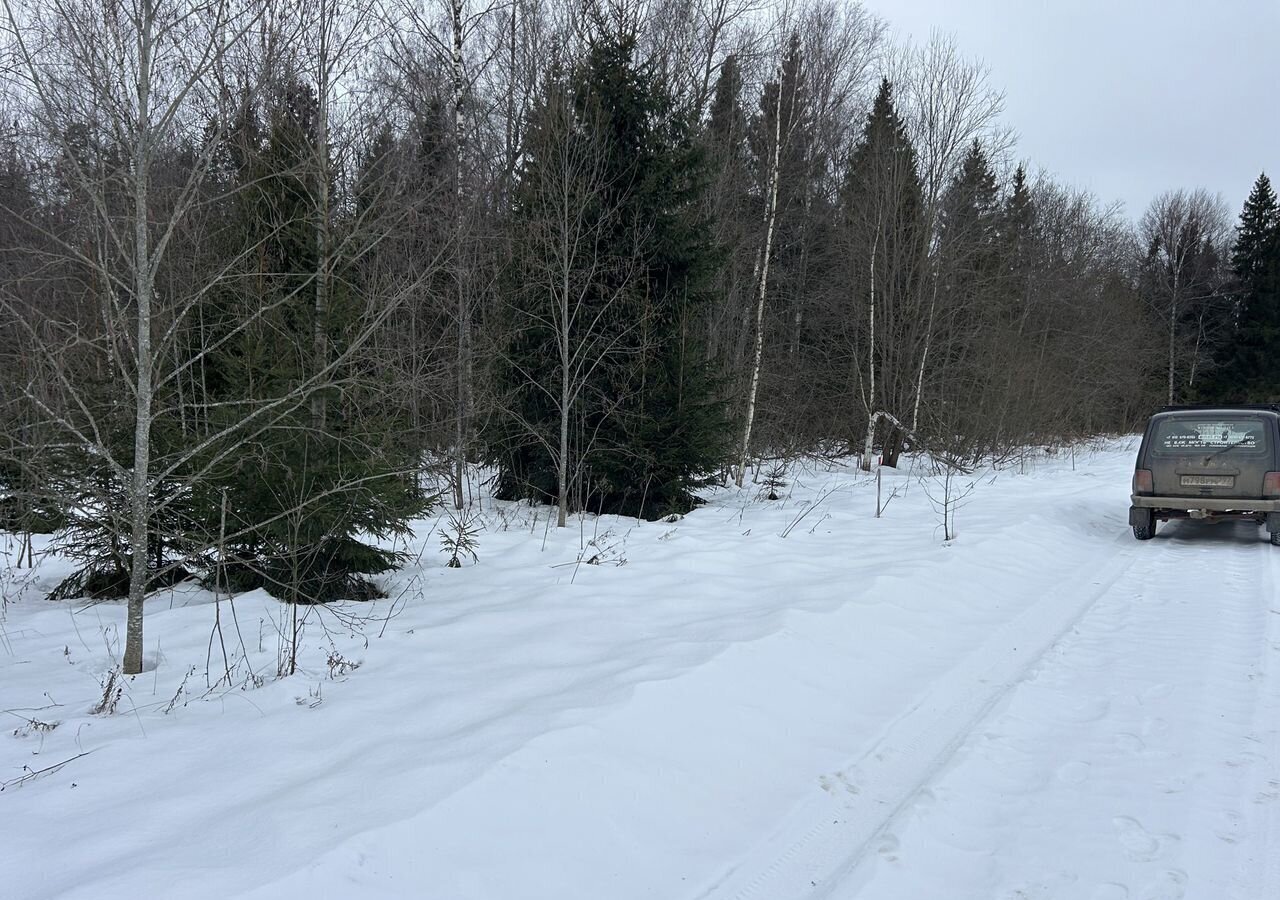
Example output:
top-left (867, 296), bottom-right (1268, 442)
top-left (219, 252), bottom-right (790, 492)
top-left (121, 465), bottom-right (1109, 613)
top-left (1181, 474), bottom-right (1234, 487)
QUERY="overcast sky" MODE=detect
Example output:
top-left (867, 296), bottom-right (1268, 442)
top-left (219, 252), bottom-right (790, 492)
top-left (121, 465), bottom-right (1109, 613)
top-left (860, 0), bottom-right (1280, 222)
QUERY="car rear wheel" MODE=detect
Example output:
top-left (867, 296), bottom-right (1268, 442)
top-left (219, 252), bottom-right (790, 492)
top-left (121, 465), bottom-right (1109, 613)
top-left (1270, 530), bottom-right (1280, 547)
top-left (1132, 509), bottom-right (1156, 541)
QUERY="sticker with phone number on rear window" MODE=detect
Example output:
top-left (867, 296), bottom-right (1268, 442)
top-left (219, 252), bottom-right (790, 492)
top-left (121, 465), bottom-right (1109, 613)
top-left (1160, 421), bottom-right (1260, 451)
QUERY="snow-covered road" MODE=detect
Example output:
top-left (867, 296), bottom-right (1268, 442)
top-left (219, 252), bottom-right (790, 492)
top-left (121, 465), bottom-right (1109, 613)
top-left (706, 520), bottom-right (1280, 900)
top-left (2, 443), bottom-right (1278, 900)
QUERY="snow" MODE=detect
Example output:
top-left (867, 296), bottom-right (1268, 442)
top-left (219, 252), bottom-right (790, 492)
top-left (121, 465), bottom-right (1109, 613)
top-left (2, 442), bottom-right (1278, 900)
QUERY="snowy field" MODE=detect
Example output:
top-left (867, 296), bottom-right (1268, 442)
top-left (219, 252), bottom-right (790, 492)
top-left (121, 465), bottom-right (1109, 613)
top-left (2, 442), bottom-right (1278, 900)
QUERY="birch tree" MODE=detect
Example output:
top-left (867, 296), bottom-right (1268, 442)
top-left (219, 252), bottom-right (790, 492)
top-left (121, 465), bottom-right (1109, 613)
top-left (840, 77), bottom-right (927, 470)
top-left (1138, 188), bottom-right (1231, 404)
top-left (0, 0), bottom-right (263, 674)
top-left (1, 0), bottom-right (442, 670)
top-left (734, 23), bottom-right (792, 487)
top-left (497, 69), bottom-right (642, 526)
top-left (893, 33), bottom-right (1006, 434)
top-left (391, 0), bottom-right (505, 509)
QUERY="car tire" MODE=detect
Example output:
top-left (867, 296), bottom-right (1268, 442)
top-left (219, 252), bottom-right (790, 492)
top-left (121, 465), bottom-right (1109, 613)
top-left (1132, 509), bottom-right (1155, 541)
top-left (1271, 530), bottom-right (1280, 547)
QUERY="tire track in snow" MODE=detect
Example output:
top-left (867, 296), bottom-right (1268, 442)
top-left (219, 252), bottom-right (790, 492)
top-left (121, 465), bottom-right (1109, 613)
top-left (1236, 538), bottom-right (1280, 898)
top-left (1097, 528), bottom-right (1274, 898)
top-left (1096, 527), bottom-right (1265, 898)
top-left (804, 522), bottom-right (1273, 900)
top-left (693, 534), bottom-right (1139, 900)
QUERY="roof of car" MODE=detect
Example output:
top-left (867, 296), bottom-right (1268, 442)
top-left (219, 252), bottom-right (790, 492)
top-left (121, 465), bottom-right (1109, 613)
top-left (1156, 404), bottom-right (1280, 415)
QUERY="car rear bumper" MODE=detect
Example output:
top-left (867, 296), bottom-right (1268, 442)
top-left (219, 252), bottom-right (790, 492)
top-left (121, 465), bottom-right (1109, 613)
top-left (1130, 495), bottom-right (1280, 513)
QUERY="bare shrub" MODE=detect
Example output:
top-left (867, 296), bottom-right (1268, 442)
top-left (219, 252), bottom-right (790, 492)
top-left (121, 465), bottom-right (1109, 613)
top-left (90, 666), bottom-right (123, 716)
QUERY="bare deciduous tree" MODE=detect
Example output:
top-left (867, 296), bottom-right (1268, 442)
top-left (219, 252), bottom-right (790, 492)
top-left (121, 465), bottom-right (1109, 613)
top-left (0, 0), bottom-right (264, 673)
top-left (1138, 188), bottom-right (1232, 404)
top-left (503, 79), bottom-right (641, 526)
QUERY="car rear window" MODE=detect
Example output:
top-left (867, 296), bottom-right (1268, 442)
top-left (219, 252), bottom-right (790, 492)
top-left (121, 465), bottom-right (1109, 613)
top-left (1151, 416), bottom-right (1270, 454)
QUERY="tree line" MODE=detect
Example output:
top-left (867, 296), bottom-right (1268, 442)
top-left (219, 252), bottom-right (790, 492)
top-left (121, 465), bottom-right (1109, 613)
top-left (0, 0), bottom-right (1275, 673)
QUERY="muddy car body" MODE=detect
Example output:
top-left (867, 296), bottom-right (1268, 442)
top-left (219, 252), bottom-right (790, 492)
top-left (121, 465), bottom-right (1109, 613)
top-left (1129, 405), bottom-right (1280, 543)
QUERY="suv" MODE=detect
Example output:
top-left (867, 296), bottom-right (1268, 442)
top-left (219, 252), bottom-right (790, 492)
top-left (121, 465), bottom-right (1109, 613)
top-left (1130, 405), bottom-right (1280, 543)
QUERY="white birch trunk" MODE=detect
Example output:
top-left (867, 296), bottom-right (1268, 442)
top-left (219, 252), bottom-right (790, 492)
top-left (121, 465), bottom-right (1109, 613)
top-left (911, 267), bottom-right (940, 433)
top-left (313, 2), bottom-right (331, 430)
top-left (735, 62), bottom-right (785, 488)
top-left (124, 0), bottom-right (156, 676)
top-left (557, 182), bottom-right (571, 528)
top-left (862, 409), bottom-right (893, 471)
top-left (859, 226), bottom-right (879, 472)
top-left (863, 409), bottom-right (935, 471)
top-left (1189, 313), bottom-right (1205, 389)
top-left (451, 0), bottom-right (469, 510)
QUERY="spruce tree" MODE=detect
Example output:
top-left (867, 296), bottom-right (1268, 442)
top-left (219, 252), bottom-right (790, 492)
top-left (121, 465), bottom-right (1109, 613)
top-left (26, 125), bottom-right (203, 599)
top-left (707, 54), bottom-right (747, 155)
top-left (1204, 174), bottom-right (1280, 401)
top-left (489, 62), bottom-right (591, 514)
top-left (931, 140), bottom-right (1001, 437)
top-left (1234, 174), bottom-right (1280, 291)
top-left (938, 140), bottom-right (1000, 294)
top-left (839, 78), bottom-right (927, 466)
top-left (193, 82), bottom-right (428, 602)
top-left (748, 33), bottom-right (816, 351)
top-left (841, 78), bottom-right (926, 315)
top-left (1003, 166), bottom-right (1034, 237)
top-left (999, 164), bottom-right (1036, 287)
top-left (703, 54), bottom-right (755, 369)
top-left (493, 18), bottom-right (729, 520)
top-left (742, 32), bottom-right (839, 445)
top-left (0, 137), bottom-right (63, 540)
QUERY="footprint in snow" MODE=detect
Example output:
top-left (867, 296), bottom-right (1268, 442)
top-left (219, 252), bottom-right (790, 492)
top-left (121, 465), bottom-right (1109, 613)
top-left (999, 871), bottom-right (1078, 898)
top-left (818, 772), bottom-right (861, 798)
top-left (905, 787), bottom-right (937, 811)
top-left (1141, 716), bottom-right (1170, 739)
top-left (1113, 816), bottom-right (1177, 862)
top-left (1115, 732), bottom-right (1146, 754)
top-left (1224, 750), bottom-right (1262, 770)
top-left (1138, 868), bottom-right (1187, 900)
top-left (1062, 696), bottom-right (1111, 724)
top-left (1213, 809), bottom-right (1245, 844)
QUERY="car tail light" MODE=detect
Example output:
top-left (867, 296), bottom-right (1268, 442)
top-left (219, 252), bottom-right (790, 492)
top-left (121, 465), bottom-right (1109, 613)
top-left (1132, 469), bottom-right (1153, 495)
top-left (1265, 472), bottom-right (1280, 498)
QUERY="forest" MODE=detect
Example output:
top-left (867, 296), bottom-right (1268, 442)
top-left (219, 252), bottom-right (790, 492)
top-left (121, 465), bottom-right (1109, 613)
top-left (1, 0), bottom-right (1277, 674)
